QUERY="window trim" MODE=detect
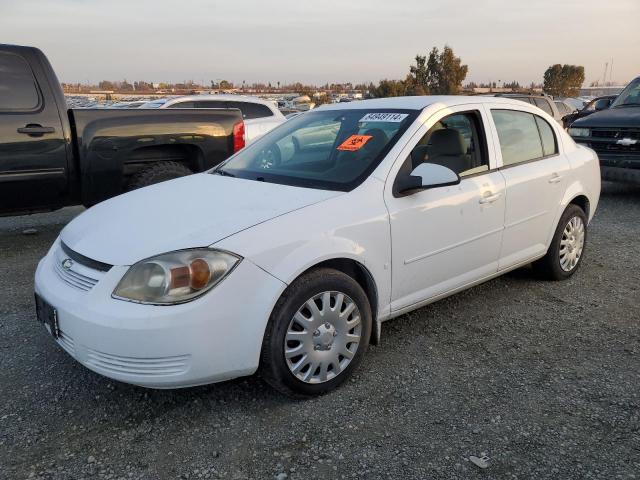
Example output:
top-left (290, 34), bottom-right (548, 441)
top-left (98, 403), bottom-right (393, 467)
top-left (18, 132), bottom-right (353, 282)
top-left (0, 51), bottom-right (44, 114)
top-left (490, 108), bottom-right (560, 170)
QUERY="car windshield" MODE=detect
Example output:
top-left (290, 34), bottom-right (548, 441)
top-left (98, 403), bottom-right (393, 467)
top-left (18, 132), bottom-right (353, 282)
top-left (212, 109), bottom-right (417, 191)
top-left (611, 78), bottom-right (640, 107)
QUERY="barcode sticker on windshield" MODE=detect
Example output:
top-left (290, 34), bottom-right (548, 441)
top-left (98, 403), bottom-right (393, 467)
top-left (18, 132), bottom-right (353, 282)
top-left (360, 113), bottom-right (408, 123)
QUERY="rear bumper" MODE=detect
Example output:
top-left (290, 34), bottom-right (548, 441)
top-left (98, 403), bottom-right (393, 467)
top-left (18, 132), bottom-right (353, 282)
top-left (34, 244), bottom-right (286, 388)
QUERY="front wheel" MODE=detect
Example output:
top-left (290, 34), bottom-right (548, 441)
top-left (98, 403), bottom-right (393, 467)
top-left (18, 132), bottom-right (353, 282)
top-left (260, 268), bottom-right (372, 397)
top-left (532, 204), bottom-right (587, 280)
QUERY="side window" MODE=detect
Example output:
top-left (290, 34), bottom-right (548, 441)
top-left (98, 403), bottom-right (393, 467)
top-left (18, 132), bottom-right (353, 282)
top-left (227, 101), bottom-right (273, 119)
top-left (167, 101), bottom-right (195, 108)
top-left (533, 98), bottom-right (554, 116)
top-left (0, 52), bottom-right (40, 111)
top-left (534, 115), bottom-right (558, 157)
top-left (194, 100), bottom-right (224, 108)
top-left (491, 110), bottom-right (547, 166)
top-left (409, 111), bottom-right (489, 177)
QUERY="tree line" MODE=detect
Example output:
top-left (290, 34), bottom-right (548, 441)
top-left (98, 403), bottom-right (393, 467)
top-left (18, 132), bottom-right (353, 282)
top-left (62, 46), bottom-right (587, 99)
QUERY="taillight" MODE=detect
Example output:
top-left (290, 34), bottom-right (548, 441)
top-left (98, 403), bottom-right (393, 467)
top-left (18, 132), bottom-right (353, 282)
top-left (233, 121), bottom-right (245, 152)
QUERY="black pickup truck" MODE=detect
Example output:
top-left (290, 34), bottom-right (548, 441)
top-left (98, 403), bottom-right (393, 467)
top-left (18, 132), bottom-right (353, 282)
top-left (569, 76), bottom-right (640, 184)
top-left (0, 44), bottom-right (245, 216)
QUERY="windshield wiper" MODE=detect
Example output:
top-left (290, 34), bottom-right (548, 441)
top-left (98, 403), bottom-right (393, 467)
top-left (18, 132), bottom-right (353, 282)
top-left (212, 169), bottom-right (235, 177)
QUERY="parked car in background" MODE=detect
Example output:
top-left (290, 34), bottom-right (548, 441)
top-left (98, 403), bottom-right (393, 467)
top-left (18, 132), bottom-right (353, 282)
top-left (563, 95), bottom-right (617, 127)
top-left (554, 100), bottom-right (578, 127)
top-left (35, 96), bottom-right (600, 396)
top-left (569, 77), bottom-right (640, 184)
top-left (490, 93), bottom-right (564, 125)
top-left (561, 97), bottom-right (587, 111)
top-left (0, 44), bottom-right (245, 216)
top-left (140, 94), bottom-right (286, 143)
top-left (108, 100), bottom-right (148, 108)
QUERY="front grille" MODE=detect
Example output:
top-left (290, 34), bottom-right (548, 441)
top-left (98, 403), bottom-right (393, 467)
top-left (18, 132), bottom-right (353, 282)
top-left (53, 243), bottom-right (107, 292)
top-left (53, 261), bottom-right (99, 291)
top-left (591, 142), bottom-right (640, 155)
top-left (591, 129), bottom-right (640, 140)
top-left (85, 348), bottom-right (190, 377)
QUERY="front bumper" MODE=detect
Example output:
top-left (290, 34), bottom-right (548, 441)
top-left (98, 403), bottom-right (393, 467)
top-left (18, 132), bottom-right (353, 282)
top-left (574, 138), bottom-right (640, 184)
top-left (34, 243), bottom-right (286, 388)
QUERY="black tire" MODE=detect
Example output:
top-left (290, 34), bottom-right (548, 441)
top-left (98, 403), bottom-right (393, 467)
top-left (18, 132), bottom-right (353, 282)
top-left (260, 268), bottom-right (372, 398)
top-left (127, 161), bottom-right (193, 190)
top-left (532, 204), bottom-right (587, 280)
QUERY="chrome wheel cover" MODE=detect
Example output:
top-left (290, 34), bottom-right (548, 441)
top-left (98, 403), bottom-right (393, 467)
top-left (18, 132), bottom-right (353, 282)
top-left (559, 215), bottom-right (585, 272)
top-left (284, 291), bottom-right (362, 384)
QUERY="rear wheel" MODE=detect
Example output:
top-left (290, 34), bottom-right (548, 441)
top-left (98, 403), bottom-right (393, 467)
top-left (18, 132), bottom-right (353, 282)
top-left (533, 204), bottom-right (587, 280)
top-left (128, 161), bottom-right (193, 190)
top-left (260, 268), bottom-right (372, 397)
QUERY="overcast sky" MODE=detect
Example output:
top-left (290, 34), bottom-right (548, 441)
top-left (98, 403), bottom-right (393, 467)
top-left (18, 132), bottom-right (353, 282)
top-left (1, 0), bottom-right (638, 86)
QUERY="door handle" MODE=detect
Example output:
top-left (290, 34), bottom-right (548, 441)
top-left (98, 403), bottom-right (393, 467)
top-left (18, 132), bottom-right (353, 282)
top-left (548, 173), bottom-right (563, 184)
top-left (17, 124), bottom-right (55, 136)
top-left (479, 192), bottom-right (501, 204)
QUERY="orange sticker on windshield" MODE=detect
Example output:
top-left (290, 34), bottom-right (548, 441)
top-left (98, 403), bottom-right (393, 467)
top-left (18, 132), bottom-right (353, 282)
top-left (337, 135), bottom-right (373, 151)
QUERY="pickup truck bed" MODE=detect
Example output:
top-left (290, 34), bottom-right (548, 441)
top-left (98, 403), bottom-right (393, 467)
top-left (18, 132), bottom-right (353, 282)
top-left (0, 44), bottom-right (244, 216)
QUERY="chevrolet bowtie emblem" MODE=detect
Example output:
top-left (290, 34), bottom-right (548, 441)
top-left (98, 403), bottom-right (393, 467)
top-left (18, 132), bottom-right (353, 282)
top-left (616, 137), bottom-right (638, 146)
top-left (61, 258), bottom-right (73, 270)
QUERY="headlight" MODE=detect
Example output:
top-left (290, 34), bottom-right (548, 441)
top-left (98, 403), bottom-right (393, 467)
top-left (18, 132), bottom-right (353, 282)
top-left (113, 249), bottom-right (241, 305)
top-left (568, 127), bottom-right (590, 137)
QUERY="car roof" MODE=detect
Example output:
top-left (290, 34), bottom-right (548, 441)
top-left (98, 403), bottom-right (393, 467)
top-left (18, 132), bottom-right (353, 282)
top-left (316, 95), bottom-right (537, 111)
top-left (163, 94), bottom-right (276, 107)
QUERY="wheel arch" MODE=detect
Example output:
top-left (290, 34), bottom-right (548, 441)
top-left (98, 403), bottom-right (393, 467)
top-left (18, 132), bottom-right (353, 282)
top-left (289, 257), bottom-right (381, 345)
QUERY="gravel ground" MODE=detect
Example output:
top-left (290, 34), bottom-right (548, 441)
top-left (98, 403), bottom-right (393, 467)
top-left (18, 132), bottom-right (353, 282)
top-left (1, 183), bottom-right (639, 480)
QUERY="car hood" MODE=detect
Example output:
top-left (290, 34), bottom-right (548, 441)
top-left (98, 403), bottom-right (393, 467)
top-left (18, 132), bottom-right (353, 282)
top-left (572, 106), bottom-right (640, 128)
top-left (61, 173), bottom-right (341, 266)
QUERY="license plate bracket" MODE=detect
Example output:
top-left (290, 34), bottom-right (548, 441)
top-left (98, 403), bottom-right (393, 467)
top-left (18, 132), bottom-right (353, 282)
top-left (35, 294), bottom-right (59, 339)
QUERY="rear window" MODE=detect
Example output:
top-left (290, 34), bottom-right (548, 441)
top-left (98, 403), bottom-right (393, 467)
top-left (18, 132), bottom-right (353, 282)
top-left (226, 101), bottom-right (274, 119)
top-left (0, 52), bottom-right (40, 111)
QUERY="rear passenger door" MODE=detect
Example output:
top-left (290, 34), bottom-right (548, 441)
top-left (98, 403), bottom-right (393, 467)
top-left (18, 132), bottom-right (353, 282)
top-left (385, 106), bottom-right (506, 311)
top-left (487, 107), bottom-right (571, 269)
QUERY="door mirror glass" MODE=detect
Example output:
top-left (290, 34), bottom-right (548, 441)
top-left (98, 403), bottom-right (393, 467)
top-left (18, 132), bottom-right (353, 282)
top-left (594, 98), bottom-right (611, 111)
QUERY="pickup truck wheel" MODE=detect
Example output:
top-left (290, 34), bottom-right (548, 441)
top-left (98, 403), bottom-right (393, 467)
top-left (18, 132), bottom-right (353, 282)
top-left (260, 268), bottom-right (372, 398)
top-left (532, 204), bottom-right (587, 280)
top-left (128, 161), bottom-right (193, 190)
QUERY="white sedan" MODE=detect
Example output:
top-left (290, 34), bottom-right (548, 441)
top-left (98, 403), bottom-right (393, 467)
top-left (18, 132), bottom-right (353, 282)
top-left (139, 94), bottom-right (286, 143)
top-left (35, 96), bottom-right (601, 396)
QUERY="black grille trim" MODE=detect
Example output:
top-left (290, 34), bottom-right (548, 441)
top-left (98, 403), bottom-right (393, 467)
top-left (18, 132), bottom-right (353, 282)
top-left (60, 242), bottom-right (112, 272)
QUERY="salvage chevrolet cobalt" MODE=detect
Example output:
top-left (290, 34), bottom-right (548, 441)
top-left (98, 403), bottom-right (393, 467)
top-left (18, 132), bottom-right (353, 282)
top-left (35, 96), bottom-right (601, 396)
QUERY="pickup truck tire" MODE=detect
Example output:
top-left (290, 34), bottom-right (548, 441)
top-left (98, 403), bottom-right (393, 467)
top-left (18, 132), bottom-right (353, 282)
top-left (128, 161), bottom-right (193, 190)
top-left (532, 204), bottom-right (587, 280)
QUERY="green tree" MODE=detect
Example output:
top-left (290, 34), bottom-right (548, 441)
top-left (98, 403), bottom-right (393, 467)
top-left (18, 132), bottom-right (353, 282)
top-left (543, 64), bottom-right (585, 97)
top-left (98, 80), bottom-right (114, 91)
top-left (371, 79), bottom-right (407, 98)
top-left (407, 45), bottom-right (468, 95)
top-left (409, 54), bottom-right (429, 94)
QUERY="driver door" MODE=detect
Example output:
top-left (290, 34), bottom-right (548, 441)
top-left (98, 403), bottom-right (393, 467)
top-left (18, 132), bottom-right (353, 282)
top-left (385, 105), bottom-right (506, 312)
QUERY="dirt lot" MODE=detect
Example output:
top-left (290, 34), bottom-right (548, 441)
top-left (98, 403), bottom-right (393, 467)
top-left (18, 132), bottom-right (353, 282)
top-left (1, 182), bottom-right (639, 480)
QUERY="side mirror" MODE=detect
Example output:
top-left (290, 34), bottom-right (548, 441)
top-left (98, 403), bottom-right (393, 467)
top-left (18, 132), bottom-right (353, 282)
top-left (594, 98), bottom-right (611, 111)
top-left (396, 163), bottom-right (460, 196)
